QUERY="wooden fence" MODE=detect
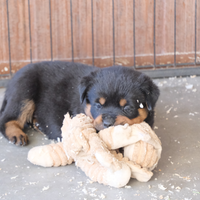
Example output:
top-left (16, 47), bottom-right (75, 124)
top-left (0, 0), bottom-right (200, 76)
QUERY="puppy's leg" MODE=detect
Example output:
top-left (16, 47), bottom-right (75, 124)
top-left (0, 99), bottom-right (35, 146)
top-left (34, 114), bottom-right (62, 141)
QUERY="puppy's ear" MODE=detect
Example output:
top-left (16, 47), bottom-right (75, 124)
top-left (79, 73), bottom-right (95, 103)
top-left (138, 74), bottom-right (160, 111)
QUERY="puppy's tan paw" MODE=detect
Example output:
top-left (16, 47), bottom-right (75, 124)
top-left (5, 121), bottom-right (29, 146)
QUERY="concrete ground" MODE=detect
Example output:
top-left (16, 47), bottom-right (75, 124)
top-left (0, 76), bottom-right (200, 200)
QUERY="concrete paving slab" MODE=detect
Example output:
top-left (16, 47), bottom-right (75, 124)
top-left (0, 76), bottom-right (200, 200)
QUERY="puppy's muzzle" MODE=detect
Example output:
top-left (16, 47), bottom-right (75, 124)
top-left (102, 115), bottom-right (115, 128)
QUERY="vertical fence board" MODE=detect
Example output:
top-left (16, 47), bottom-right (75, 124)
top-left (71, 0), bottom-right (93, 65)
top-left (0, 0), bottom-right (9, 75)
top-left (197, 0), bottom-right (200, 63)
top-left (29, 0), bottom-right (51, 62)
top-left (51, 0), bottom-right (72, 61)
top-left (8, 0), bottom-right (30, 73)
top-left (93, 0), bottom-right (113, 67)
top-left (155, 0), bottom-right (174, 65)
top-left (176, 0), bottom-right (195, 64)
top-left (135, 0), bottom-right (154, 67)
top-left (114, 0), bottom-right (134, 67)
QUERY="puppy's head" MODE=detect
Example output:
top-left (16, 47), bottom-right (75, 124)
top-left (79, 66), bottom-right (159, 131)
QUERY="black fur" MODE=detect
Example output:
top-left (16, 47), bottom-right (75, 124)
top-left (80, 66), bottom-right (160, 130)
top-left (0, 61), bottom-right (159, 145)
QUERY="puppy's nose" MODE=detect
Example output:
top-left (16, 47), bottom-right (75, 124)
top-left (103, 116), bottom-right (115, 128)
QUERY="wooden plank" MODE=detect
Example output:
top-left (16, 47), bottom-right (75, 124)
top-left (0, 0), bottom-right (30, 75)
top-left (135, 0), bottom-right (154, 67)
top-left (51, 0), bottom-right (72, 61)
top-left (71, 0), bottom-right (93, 65)
top-left (29, 0), bottom-right (51, 62)
top-left (196, 0), bottom-right (200, 62)
top-left (114, 0), bottom-right (134, 67)
top-left (0, 0), bottom-right (10, 75)
top-left (176, 0), bottom-right (195, 64)
top-left (155, 0), bottom-right (174, 65)
top-left (93, 0), bottom-right (113, 67)
top-left (7, 0), bottom-right (30, 73)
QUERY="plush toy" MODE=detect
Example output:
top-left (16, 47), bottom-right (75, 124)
top-left (28, 113), bottom-right (162, 188)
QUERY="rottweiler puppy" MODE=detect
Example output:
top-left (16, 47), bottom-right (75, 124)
top-left (0, 61), bottom-right (159, 146)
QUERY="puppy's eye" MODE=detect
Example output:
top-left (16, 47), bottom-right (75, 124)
top-left (95, 103), bottom-right (102, 109)
top-left (123, 105), bottom-right (132, 113)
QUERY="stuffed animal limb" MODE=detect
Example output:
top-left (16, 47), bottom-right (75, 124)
top-left (76, 156), bottom-right (131, 188)
top-left (28, 142), bottom-right (73, 167)
top-left (98, 122), bottom-right (162, 171)
top-left (109, 151), bottom-right (153, 182)
top-left (28, 113), bottom-right (162, 187)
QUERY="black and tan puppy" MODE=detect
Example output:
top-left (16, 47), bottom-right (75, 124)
top-left (0, 61), bottom-right (159, 146)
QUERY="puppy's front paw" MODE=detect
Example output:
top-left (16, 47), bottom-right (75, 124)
top-left (10, 132), bottom-right (29, 146)
top-left (5, 121), bottom-right (29, 146)
top-left (6, 129), bottom-right (29, 146)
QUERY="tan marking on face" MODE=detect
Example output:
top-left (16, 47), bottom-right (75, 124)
top-left (99, 97), bottom-right (106, 105)
top-left (119, 99), bottom-right (127, 107)
top-left (115, 108), bottom-right (148, 125)
top-left (93, 115), bottom-right (104, 131)
top-left (84, 103), bottom-right (93, 119)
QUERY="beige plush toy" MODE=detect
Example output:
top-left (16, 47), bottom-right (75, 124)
top-left (28, 113), bottom-right (162, 188)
